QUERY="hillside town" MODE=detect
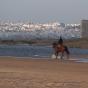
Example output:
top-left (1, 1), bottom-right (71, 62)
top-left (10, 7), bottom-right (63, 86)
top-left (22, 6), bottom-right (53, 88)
top-left (0, 21), bottom-right (81, 40)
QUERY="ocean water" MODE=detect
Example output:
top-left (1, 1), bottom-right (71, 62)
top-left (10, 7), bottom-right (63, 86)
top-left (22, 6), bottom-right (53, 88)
top-left (0, 44), bottom-right (88, 58)
top-left (0, 44), bottom-right (53, 57)
top-left (0, 44), bottom-right (88, 63)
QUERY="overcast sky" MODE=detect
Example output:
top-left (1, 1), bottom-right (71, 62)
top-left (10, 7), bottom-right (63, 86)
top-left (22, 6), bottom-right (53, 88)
top-left (0, 0), bottom-right (88, 23)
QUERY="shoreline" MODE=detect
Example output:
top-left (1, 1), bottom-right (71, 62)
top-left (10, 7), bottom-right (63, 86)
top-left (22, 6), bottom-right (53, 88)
top-left (0, 38), bottom-right (88, 49)
top-left (0, 55), bottom-right (88, 62)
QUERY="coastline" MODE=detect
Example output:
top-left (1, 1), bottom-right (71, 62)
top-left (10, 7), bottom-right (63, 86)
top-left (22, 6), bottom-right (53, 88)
top-left (0, 38), bottom-right (88, 48)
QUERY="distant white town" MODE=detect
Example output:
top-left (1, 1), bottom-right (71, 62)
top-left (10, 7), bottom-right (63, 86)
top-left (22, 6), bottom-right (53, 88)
top-left (0, 21), bottom-right (81, 40)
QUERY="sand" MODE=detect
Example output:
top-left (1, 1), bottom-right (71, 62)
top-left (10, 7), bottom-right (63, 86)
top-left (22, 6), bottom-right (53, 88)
top-left (0, 57), bottom-right (88, 88)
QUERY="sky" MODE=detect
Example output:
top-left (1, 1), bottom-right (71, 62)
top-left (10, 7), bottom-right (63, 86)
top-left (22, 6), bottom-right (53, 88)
top-left (0, 0), bottom-right (88, 24)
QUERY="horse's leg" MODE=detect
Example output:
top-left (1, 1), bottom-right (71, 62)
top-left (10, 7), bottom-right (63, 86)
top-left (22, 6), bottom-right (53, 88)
top-left (65, 46), bottom-right (70, 59)
top-left (55, 52), bottom-right (58, 59)
top-left (61, 52), bottom-right (64, 60)
top-left (66, 53), bottom-right (69, 60)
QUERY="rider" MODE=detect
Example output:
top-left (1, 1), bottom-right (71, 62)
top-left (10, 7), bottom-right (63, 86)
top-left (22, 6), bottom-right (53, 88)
top-left (58, 36), bottom-right (63, 45)
top-left (57, 36), bottom-right (64, 48)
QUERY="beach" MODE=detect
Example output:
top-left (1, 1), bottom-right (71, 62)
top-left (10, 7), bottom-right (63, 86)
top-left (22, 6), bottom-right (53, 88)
top-left (0, 57), bottom-right (87, 88)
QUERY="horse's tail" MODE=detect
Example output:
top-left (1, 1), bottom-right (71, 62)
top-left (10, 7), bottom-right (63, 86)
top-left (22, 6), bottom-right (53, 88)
top-left (64, 46), bottom-right (70, 55)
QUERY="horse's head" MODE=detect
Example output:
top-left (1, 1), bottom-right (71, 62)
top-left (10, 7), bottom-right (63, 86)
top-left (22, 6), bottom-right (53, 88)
top-left (52, 42), bottom-right (57, 48)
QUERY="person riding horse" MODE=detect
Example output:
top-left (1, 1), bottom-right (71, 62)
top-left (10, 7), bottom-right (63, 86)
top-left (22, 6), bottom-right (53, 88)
top-left (52, 36), bottom-right (70, 59)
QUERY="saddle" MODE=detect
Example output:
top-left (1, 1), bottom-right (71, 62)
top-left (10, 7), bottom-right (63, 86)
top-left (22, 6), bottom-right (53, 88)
top-left (57, 44), bottom-right (65, 51)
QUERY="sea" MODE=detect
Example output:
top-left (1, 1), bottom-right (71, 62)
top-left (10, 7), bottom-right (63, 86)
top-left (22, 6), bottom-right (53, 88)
top-left (0, 44), bottom-right (88, 58)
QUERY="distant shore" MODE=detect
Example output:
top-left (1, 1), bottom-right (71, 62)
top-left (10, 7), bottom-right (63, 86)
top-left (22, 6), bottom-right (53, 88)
top-left (0, 38), bottom-right (88, 48)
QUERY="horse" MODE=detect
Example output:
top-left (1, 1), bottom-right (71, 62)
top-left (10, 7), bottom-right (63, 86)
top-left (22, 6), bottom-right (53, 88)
top-left (52, 42), bottom-right (70, 60)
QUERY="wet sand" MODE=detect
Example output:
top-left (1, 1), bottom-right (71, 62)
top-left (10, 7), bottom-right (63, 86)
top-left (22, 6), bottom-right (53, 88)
top-left (0, 57), bottom-right (88, 88)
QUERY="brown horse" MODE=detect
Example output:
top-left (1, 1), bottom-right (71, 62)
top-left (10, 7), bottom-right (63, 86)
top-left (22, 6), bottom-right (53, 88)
top-left (52, 42), bottom-right (70, 60)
